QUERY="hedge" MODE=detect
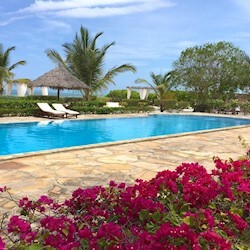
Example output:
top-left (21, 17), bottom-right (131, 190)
top-left (0, 97), bottom-right (154, 117)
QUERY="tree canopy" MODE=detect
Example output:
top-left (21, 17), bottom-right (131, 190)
top-left (46, 26), bottom-right (136, 100)
top-left (172, 41), bottom-right (250, 105)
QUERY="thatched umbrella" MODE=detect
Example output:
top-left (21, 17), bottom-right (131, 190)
top-left (29, 67), bottom-right (89, 99)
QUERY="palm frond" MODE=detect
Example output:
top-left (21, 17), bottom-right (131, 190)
top-left (8, 60), bottom-right (26, 71)
top-left (45, 49), bottom-right (66, 67)
top-left (136, 71), bottom-right (174, 99)
top-left (91, 31), bottom-right (104, 50)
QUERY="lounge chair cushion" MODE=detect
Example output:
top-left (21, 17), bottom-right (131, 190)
top-left (52, 103), bottom-right (79, 116)
top-left (37, 103), bottom-right (66, 117)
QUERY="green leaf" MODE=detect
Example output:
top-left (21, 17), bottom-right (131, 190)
top-left (62, 228), bottom-right (69, 237)
top-left (27, 244), bottom-right (43, 250)
top-left (145, 222), bottom-right (159, 233)
top-left (180, 203), bottom-right (190, 213)
top-left (183, 216), bottom-right (191, 225)
top-left (214, 228), bottom-right (228, 239)
top-left (20, 209), bottom-right (29, 216)
top-left (139, 210), bottom-right (149, 222)
top-left (245, 217), bottom-right (250, 223)
top-left (220, 212), bottom-right (227, 217)
top-left (208, 203), bottom-right (216, 210)
top-left (167, 211), bottom-right (182, 226)
top-left (233, 244), bottom-right (247, 250)
top-left (152, 212), bottom-right (161, 223)
top-left (230, 207), bottom-right (244, 216)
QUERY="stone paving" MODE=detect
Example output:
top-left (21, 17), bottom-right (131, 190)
top-left (0, 113), bottom-right (249, 212)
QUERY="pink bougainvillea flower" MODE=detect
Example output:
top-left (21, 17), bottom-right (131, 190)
top-left (0, 237), bottom-right (5, 249)
top-left (78, 226), bottom-right (92, 239)
top-left (203, 209), bottom-right (215, 228)
top-left (20, 231), bottom-right (37, 244)
top-left (154, 222), bottom-right (200, 249)
top-left (109, 180), bottom-right (117, 187)
top-left (37, 195), bottom-right (54, 205)
top-left (0, 186), bottom-right (7, 192)
top-left (201, 230), bottom-right (231, 249)
top-left (237, 180), bottom-right (250, 193)
top-left (228, 213), bottom-right (248, 231)
top-left (19, 197), bottom-right (34, 211)
top-left (176, 163), bottom-right (219, 207)
top-left (96, 222), bottom-right (122, 241)
top-left (7, 215), bottom-right (31, 234)
top-left (150, 169), bottom-right (179, 193)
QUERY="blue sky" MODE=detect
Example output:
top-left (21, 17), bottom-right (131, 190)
top-left (1, 0), bottom-right (250, 95)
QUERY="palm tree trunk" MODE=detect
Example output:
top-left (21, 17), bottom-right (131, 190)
top-left (160, 102), bottom-right (164, 112)
top-left (0, 79), bottom-right (3, 95)
top-left (83, 89), bottom-right (91, 101)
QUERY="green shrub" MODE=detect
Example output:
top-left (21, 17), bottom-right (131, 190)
top-left (176, 101), bottom-right (190, 110)
top-left (0, 108), bottom-right (37, 117)
top-left (120, 101), bottom-right (128, 107)
top-left (25, 95), bottom-right (59, 101)
top-left (193, 103), bottom-right (211, 112)
top-left (70, 100), bottom-right (106, 108)
top-left (138, 101), bottom-right (148, 107)
top-left (147, 93), bottom-right (157, 101)
top-left (175, 91), bottom-right (196, 103)
top-left (73, 106), bottom-right (153, 114)
top-left (241, 101), bottom-right (250, 115)
top-left (121, 99), bottom-right (150, 107)
top-left (106, 90), bottom-right (139, 101)
top-left (208, 99), bottom-right (225, 112)
top-left (154, 99), bottom-right (177, 110)
top-left (163, 91), bottom-right (176, 99)
top-left (0, 96), bottom-right (154, 116)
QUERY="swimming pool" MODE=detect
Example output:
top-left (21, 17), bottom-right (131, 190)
top-left (0, 115), bottom-right (249, 156)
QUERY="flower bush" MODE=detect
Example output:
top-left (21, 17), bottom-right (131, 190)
top-left (0, 157), bottom-right (249, 249)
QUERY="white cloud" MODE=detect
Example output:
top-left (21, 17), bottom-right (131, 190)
top-left (15, 0), bottom-right (176, 17)
top-left (41, 19), bottom-right (71, 30)
top-left (0, 0), bottom-right (176, 26)
top-left (0, 15), bottom-right (30, 26)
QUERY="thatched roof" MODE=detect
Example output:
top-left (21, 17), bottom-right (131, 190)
top-left (29, 67), bottom-right (89, 90)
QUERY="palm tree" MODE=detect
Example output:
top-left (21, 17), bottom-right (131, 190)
top-left (46, 26), bottom-right (136, 100)
top-left (136, 71), bottom-right (174, 112)
top-left (0, 44), bottom-right (26, 95)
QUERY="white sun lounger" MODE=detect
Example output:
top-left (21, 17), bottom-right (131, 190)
top-left (37, 103), bottom-right (66, 118)
top-left (105, 102), bottom-right (121, 108)
top-left (182, 107), bottom-right (194, 112)
top-left (52, 103), bottom-right (79, 118)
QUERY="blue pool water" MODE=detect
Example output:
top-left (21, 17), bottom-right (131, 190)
top-left (0, 115), bottom-right (249, 156)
